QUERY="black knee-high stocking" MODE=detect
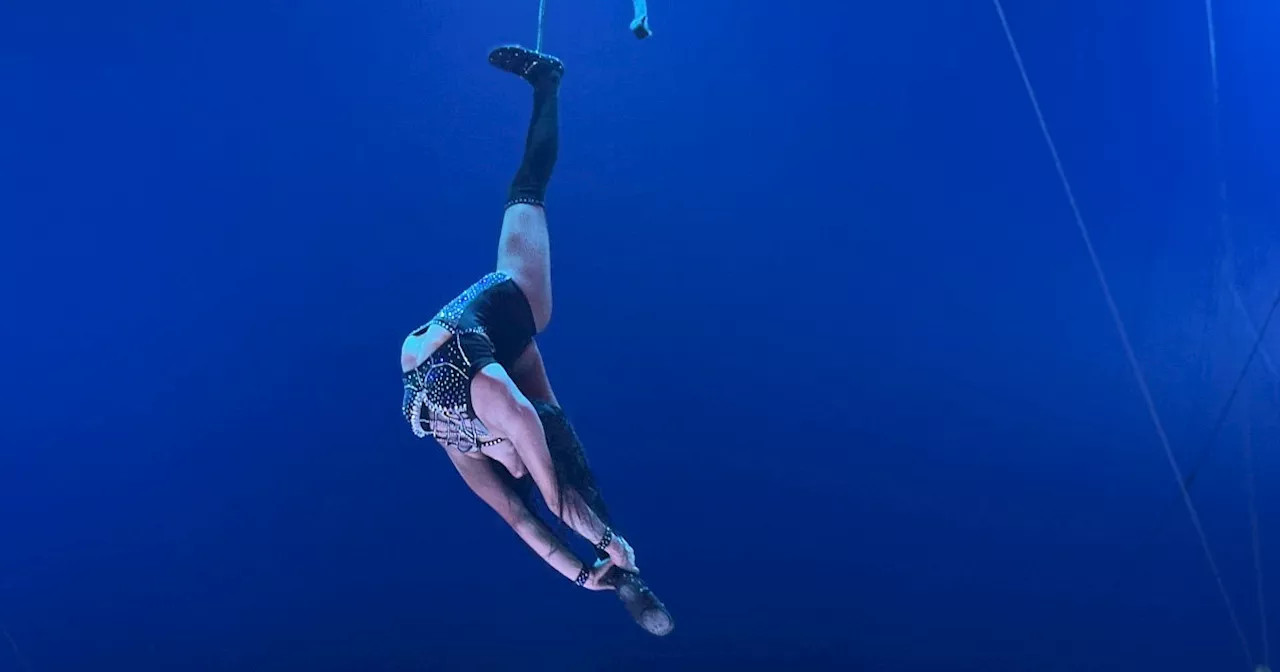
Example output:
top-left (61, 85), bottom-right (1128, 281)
top-left (506, 74), bottom-right (561, 209)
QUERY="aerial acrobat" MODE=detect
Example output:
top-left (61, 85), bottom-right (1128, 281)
top-left (397, 2), bottom-right (671, 636)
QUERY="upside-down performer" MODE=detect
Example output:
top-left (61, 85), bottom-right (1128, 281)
top-left (398, 46), bottom-right (672, 635)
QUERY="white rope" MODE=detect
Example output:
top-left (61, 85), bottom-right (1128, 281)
top-left (536, 0), bottom-right (547, 53)
top-left (989, 0), bottom-right (1255, 666)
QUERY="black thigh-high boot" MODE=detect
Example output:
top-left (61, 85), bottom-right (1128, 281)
top-left (489, 45), bottom-right (564, 209)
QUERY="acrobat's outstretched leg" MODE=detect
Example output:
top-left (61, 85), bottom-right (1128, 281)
top-left (490, 45), bottom-right (563, 334)
top-left (489, 45), bottom-right (564, 87)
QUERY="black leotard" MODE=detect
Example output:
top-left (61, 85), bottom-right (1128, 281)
top-left (401, 272), bottom-right (537, 452)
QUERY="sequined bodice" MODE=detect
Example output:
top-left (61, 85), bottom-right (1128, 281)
top-left (402, 336), bottom-right (504, 452)
top-left (401, 272), bottom-right (513, 453)
top-left (428, 272), bottom-right (510, 332)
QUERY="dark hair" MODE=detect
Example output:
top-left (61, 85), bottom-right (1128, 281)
top-left (496, 400), bottom-right (612, 555)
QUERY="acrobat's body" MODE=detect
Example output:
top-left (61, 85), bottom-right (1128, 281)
top-left (398, 47), bottom-right (671, 635)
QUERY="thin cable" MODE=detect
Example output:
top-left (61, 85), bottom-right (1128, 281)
top-left (536, 0), bottom-right (547, 53)
top-left (1107, 283), bottom-right (1280, 619)
top-left (1203, 10), bottom-right (1272, 659)
top-left (1208, 9), bottom-right (1269, 660)
top-left (2, 627), bottom-right (32, 672)
top-left (1183, 286), bottom-right (1280, 493)
top-left (1229, 276), bottom-right (1279, 377)
top-left (1243, 402), bottom-right (1271, 666)
top-left (1183, 0), bottom-right (1280, 495)
top-left (1204, 0), bottom-right (1226, 214)
top-left (990, 0), bottom-right (1254, 666)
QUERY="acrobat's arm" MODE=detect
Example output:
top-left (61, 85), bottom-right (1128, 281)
top-left (444, 447), bottom-right (586, 584)
top-left (471, 364), bottom-right (611, 545)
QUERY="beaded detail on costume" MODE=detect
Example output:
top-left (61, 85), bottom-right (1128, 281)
top-left (426, 271), bottom-right (511, 332)
top-left (401, 337), bottom-right (504, 452)
top-left (505, 196), bottom-right (545, 210)
top-left (401, 272), bottom-right (513, 453)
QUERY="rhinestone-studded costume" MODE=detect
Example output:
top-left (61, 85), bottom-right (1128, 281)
top-left (401, 48), bottom-right (557, 453)
top-left (401, 272), bottom-right (538, 452)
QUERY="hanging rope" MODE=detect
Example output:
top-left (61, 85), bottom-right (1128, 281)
top-left (536, 0), bottom-right (547, 52)
top-left (989, 0), bottom-right (1255, 666)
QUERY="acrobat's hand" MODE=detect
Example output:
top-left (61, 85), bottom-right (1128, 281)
top-left (583, 558), bottom-right (617, 591)
top-left (606, 533), bottom-right (638, 573)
